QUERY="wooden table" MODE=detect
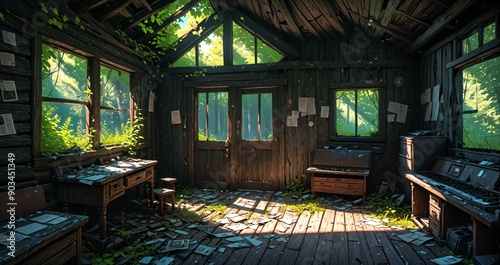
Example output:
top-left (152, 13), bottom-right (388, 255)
top-left (0, 210), bottom-right (88, 265)
top-left (56, 158), bottom-right (157, 239)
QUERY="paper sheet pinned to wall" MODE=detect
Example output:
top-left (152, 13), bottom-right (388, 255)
top-left (420, 88), bottom-right (431, 105)
top-left (387, 101), bottom-right (408, 123)
top-left (2, 30), bottom-right (16, 46)
top-left (320, 106), bottom-right (329, 118)
top-left (298, 97), bottom-right (316, 115)
top-left (287, 116), bottom-right (298, 127)
top-left (0, 80), bottom-right (18, 102)
top-left (0, 113), bottom-right (16, 136)
top-left (171, 110), bottom-right (181, 125)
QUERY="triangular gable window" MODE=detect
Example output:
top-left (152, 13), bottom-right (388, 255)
top-left (172, 20), bottom-right (283, 67)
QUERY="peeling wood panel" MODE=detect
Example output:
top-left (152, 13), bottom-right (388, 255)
top-left (270, 0), bottom-right (304, 39)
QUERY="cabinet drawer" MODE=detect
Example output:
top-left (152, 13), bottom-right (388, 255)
top-left (124, 171), bottom-right (147, 188)
top-left (429, 194), bottom-right (441, 210)
top-left (313, 185), bottom-right (364, 195)
top-left (429, 205), bottom-right (441, 222)
top-left (108, 179), bottom-right (125, 201)
top-left (313, 177), bottom-right (363, 186)
top-left (429, 218), bottom-right (440, 238)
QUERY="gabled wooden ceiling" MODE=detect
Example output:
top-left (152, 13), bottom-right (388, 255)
top-left (66, 0), bottom-right (494, 57)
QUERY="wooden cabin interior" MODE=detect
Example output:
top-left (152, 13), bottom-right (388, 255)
top-left (1, 0), bottom-right (500, 264)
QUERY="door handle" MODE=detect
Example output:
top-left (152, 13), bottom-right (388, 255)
top-left (225, 139), bottom-right (230, 157)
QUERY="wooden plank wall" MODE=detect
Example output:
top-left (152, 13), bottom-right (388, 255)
top-left (0, 9), bottom-right (155, 209)
top-left (158, 36), bottom-right (419, 194)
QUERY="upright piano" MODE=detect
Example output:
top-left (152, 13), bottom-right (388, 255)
top-left (307, 148), bottom-right (371, 202)
top-left (406, 148), bottom-right (500, 257)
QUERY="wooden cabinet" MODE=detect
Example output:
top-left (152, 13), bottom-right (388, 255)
top-left (398, 135), bottom-right (447, 174)
top-left (310, 172), bottom-right (367, 201)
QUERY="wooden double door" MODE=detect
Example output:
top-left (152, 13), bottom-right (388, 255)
top-left (191, 87), bottom-right (283, 191)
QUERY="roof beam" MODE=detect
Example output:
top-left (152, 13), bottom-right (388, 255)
top-left (137, 0), bottom-right (152, 11)
top-left (98, 0), bottom-right (134, 21)
top-left (349, 10), bottom-right (413, 44)
top-left (121, 0), bottom-right (176, 31)
top-left (394, 10), bottom-right (430, 27)
top-left (232, 10), bottom-right (300, 59)
top-left (317, 0), bottom-right (347, 38)
top-left (160, 12), bottom-right (225, 66)
top-left (270, 0), bottom-right (304, 40)
top-left (380, 0), bottom-right (401, 26)
top-left (73, 0), bottom-right (108, 14)
top-left (138, 0), bottom-right (200, 43)
top-left (406, 0), bottom-right (477, 54)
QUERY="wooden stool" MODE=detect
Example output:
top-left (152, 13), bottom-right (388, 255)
top-left (160, 177), bottom-right (177, 191)
top-left (154, 188), bottom-right (175, 214)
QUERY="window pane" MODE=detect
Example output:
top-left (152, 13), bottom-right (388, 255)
top-left (336, 90), bottom-right (356, 136)
top-left (100, 66), bottom-right (131, 145)
top-left (242, 93), bottom-right (273, 140)
top-left (172, 47), bottom-right (196, 67)
top-left (357, 89), bottom-right (379, 136)
top-left (260, 93), bottom-right (273, 140)
top-left (100, 66), bottom-right (130, 109)
top-left (199, 26), bottom-right (224, 67)
top-left (242, 94), bottom-right (258, 140)
top-left (233, 22), bottom-right (255, 65)
top-left (198, 92), bottom-right (228, 141)
top-left (41, 102), bottom-right (88, 155)
top-left (336, 89), bottom-right (379, 137)
top-left (100, 109), bottom-right (131, 145)
top-left (257, 39), bottom-right (283, 64)
top-left (484, 22), bottom-right (496, 44)
top-left (462, 57), bottom-right (500, 151)
top-left (42, 44), bottom-right (88, 101)
top-left (462, 31), bottom-right (478, 54)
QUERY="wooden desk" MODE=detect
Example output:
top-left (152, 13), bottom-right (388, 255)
top-left (56, 158), bottom-right (157, 239)
top-left (0, 210), bottom-right (88, 265)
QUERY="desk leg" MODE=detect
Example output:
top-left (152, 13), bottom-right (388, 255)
top-left (98, 206), bottom-right (107, 239)
top-left (150, 180), bottom-right (154, 210)
top-left (76, 227), bottom-right (83, 265)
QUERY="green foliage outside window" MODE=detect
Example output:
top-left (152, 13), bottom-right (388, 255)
top-left (462, 56), bottom-right (500, 151)
top-left (41, 44), bottom-right (90, 155)
top-left (335, 89), bottom-right (379, 137)
top-left (197, 92), bottom-right (228, 141)
top-left (100, 65), bottom-right (131, 146)
top-left (139, 0), bottom-right (213, 52)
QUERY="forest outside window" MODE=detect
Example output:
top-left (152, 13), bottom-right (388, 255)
top-left (100, 65), bottom-right (131, 146)
top-left (462, 56), bottom-right (500, 151)
top-left (241, 93), bottom-right (272, 141)
top-left (41, 43), bottom-right (133, 156)
top-left (41, 44), bottom-right (90, 155)
top-left (334, 88), bottom-right (379, 137)
top-left (197, 92), bottom-right (228, 141)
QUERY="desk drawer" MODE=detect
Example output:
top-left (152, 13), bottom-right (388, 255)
top-left (108, 179), bottom-right (125, 201)
top-left (124, 171), bottom-right (147, 188)
top-left (145, 167), bottom-right (154, 179)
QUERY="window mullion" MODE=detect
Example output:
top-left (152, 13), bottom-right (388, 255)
top-left (88, 57), bottom-right (101, 150)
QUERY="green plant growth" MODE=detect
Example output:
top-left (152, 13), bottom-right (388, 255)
top-left (86, 244), bottom-right (155, 265)
top-left (179, 209), bottom-right (200, 221)
top-left (287, 200), bottom-right (323, 216)
top-left (366, 194), bottom-right (416, 229)
top-left (205, 204), bottom-right (227, 221)
top-left (282, 175), bottom-right (310, 197)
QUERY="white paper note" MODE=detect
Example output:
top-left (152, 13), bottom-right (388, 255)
top-left (432, 84), bottom-right (440, 101)
top-left (396, 104), bottom-right (408, 123)
top-left (0, 113), bottom-right (16, 136)
top-left (287, 116), bottom-right (298, 127)
top-left (171, 110), bottom-right (181, 125)
top-left (320, 106), bottom-right (329, 118)
top-left (387, 101), bottom-right (399, 113)
top-left (306, 97), bottom-right (316, 115)
top-left (0, 52), bottom-right (15, 66)
top-left (431, 100), bottom-right (440, 121)
top-left (1, 80), bottom-right (18, 102)
top-left (2, 30), bottom-right (16, 46)
top-left (298, 97), bottom-right (307, 112)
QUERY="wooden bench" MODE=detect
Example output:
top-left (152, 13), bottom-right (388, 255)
top-left (0, 186), bottom-right (88, 265)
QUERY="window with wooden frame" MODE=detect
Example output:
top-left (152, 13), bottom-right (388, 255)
top-left (41, 42), bottom-right (132, 156)
top-left (333, 88), bottom-right (380, 137)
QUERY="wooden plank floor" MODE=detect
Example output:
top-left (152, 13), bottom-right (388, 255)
top-left (146, 189), bottom-right (452, 265)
